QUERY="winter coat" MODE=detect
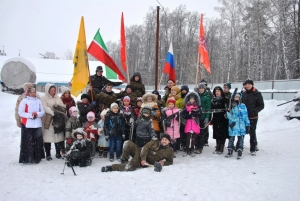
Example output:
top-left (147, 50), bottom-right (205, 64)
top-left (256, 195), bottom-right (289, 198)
top-left (182, 92), bottom-right (201, 134)
top-left (224, 91), bottom-right (232, 100)
top-left (18, 96), bottom-right (45, 128)
top-left (61, 96), bottom-right (75, 118)
top-left (104, 110), bottom-right (124, 137)
top-left (94, 90), bottom-right (117, 110)
top-left (67, 138), bottom-right (93, 167)
top-left (241, 87), bottom-right (264, 119)
top-left (77, 101), bottom-right (95, 126)
top-left (120, 105), bottom-right (137, 122)
top-left (211, 87), bottom-right (229, 140)
top-left (141, 93), bottom-right (161, 132)
top-left (114, 91), bottom-right (138, 106)
top-left (165, 94), bottom-right (181, 107)
top-left (83, 121), bottom-right (98, 141)
top-left (134, 116), bottom-right (155, 147)
top-left (130, 80), bottom-right (145, 97)
top-left (89, 74), bottom-right (122, 96)
top-left (175, 96), bottom-right (185, 109)
top-left (41, 83), bottom-right (66, 143)
top-left (65, 116), bottom-right (81, 139)
top-left (97, 119), bottom-right (109, 147)
top-left (161, 107), bottom-right (181, 139)
top-left (227, 102), bottom-right (250, 136)
top-left (199, 90), bottom-right (211, 120)
top-left (140, 140), bottom-right (173, 166)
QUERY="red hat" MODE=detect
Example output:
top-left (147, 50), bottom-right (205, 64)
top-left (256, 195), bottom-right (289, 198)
top-left (167, 97), bottom-right (176, 105)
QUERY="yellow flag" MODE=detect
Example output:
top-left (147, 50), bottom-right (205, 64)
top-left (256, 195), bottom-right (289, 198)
top-left (71, 16), bottom-right (90, 97)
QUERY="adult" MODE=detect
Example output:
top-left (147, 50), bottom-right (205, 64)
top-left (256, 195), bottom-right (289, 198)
top-left (94, 83), bottom-right (117, 111)
top-left (223, 83), bottom-right (232, 99)
top-left (241, 79), bottom-right (264, 155)
top-left (88, 66), bottom-right (122, 99)
top-left (130, 72), bottom-right (145, 97)
top-left (41, 83), bottom-right (67, 160)
top-left (77, 94), bottom-right (95, 125)
top-left (114, 84), bottom-right (138, 106)
top-left (18, 87), bottom-right (45, 164)
top-left (163, 79), bottom-right (175, 103)
top-left (101, 134), bottom-right (174, 172)
top-left (152, 90), bottom-right (164, 109)
top-left (60, 86), bottom-right (75, 118)
top-left (211, 86), bottom-right (229, 155)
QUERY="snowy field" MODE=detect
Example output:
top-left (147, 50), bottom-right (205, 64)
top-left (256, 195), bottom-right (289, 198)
top-left (0, 91), bottom-right (299, 201)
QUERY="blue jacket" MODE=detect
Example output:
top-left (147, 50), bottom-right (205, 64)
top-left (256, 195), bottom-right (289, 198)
top-left (226, 102), bottom-right (250, 136)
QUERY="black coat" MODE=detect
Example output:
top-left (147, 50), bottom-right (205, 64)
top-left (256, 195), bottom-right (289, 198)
top-left (134, 116), bottom-right (155, 147)
top-left (104, 111), bottom-right (125, 137)
top-left (89, 74), bottom-right (122, 94)
top-left (241, 87), bottom-right (264, 119)
top-left (77, 102), bottom-right (94, 126)
top-left (68, 139), bottom-right (93, 167)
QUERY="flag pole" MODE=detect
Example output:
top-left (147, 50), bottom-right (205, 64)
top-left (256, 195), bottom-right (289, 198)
top-left (195, 53), bottom-right (200, 86)
top-left (158, 71), bottom-right (164, 90)
top-left (155, 6), bottom-right (160, 90)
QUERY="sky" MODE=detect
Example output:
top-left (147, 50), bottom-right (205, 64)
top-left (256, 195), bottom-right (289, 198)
top-left (0, 0), bottom-right (220, 59)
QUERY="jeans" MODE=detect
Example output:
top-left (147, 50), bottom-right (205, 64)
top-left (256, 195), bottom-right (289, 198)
top-left (228, 136), bottom-right (244, 150)
top-left (109, 135), bottom-right (122, 159)
top-left (249, 118), bottom-right (258, 152)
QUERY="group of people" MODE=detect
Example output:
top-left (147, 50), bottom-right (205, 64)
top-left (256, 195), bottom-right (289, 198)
top-left (16, 65), bottom-right (264, 173)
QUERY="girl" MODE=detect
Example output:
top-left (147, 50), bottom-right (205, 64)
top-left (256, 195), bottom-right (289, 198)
top-left (60, 86), bottom-right (75, 118)
top-left (65, 106), bottom-right (81, 151)
top-left (83, 111), bottom-right (98, 157)
top-left (120, 96), bottom-right (136, 141)
top-left (97, 109), bottom-right (110, 158)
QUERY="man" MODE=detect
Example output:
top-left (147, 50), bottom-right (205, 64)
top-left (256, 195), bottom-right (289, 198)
top-left (241, 79), bottom-right (264, 155)
top-left (88, 66), bottom-right (122, 98)
top-left (94, 83), bottom-right (117, 111)
top-left (101, 134), bottom-right (174, 172)
top-left (223, 82), bottom-right (232, 99)
top-left (163, 79), bottom-right (175, 103)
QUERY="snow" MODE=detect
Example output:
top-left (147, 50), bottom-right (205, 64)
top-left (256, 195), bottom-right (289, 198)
top-left (1, 91), bottom-right (300, 201)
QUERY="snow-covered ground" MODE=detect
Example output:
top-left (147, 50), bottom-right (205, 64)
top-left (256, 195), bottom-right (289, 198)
top-left (0, 91), bottom-right (299, 201)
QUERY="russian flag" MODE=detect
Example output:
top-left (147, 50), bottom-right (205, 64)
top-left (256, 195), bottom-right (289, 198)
top-left (163, 42), bottom-right (176, 83)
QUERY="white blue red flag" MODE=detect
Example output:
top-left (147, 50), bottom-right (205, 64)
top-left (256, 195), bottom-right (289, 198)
top-left (163, 42), bottom-right (176, 83)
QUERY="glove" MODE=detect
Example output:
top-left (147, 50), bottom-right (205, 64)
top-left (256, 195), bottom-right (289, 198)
top-left (129, 118), bottom-right (134, 123)
top-left (66, 138), bottom-right (73, 145)
top-left (32, 112), bottom-right (38, 119)
top-left (154, 161), bottom-right (162, 172)
top-left (152, 136), bottom-right (158, 141)
top-left (229, 122), bottom-right (236, 129)
top-left (122, 134), bottom-right (125, 140)
top-left (105, 136), bottom-right (109, 141)
top-left (91, 101), bottom-right (97, 106)
top-left (204, 118), bottom-right (209, 125)
top-left (246, 126), bottom-right (250, 134)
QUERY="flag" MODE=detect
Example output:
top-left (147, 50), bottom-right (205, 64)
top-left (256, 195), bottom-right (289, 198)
top-left (198, 14), bottom-right (211, 73)
top-left (88, 29), bottom-right (126, 80)
top-left (120, 12), bottom-right (127, 72)
top-left (71, 16), bottom-right (90, 97)
top-left (163, 42), bottom-right (176, 83)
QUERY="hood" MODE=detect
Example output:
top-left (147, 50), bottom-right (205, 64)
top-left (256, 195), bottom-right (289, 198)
top-left (142, 92), bottom-right (157, 103)
top-left (212, 86), bottom-right (225, 97)
top-left (45, 83), bottom-right (57, 97)
top-left (184, 91), bottom-right (201, 106)
top-left (72, 128), bottom-right (87, 139)
top-left (130, 72), bottom-right (142, 83)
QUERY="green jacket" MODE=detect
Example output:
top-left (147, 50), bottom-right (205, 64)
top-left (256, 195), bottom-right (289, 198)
top-left (199, 91), bottom-right (211, 120)
top-left (176, 97), bottom-right (185, 109)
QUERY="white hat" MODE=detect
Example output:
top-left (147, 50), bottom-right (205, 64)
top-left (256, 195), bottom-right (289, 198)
top-left (110, 102), bottom-right (119, 109)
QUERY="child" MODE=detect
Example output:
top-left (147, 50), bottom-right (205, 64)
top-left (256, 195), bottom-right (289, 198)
top-left (77, 94), bottom-right (96, 126)
top-left (165, 86), bottom-right (181, 107)
top-left (83, 112), bottom-right (98, 157)
top-left (162, 98), bottom-right (181, 153)
top-left (65, 128), bottom-right (93, 167)
top-left (104, 103), bottom-right (125, 162)
top-left (226, 93), bottom-right (250, 159)
top-left (181, 92), bottom-right (201, 157)
top-left (65, 106), bottom-right (81, 152)
top-left (134, 107), bottom-right (156, 148)
top-left (97, 109), bottom-right (109, 158)
top-left (120, 96), bottom-right (136, 141)
top-left (134, 97), bottom-right (143, 117)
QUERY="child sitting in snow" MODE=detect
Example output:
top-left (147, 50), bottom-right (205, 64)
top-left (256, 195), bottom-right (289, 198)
top-left (65, 106), bottom-right (81, 152)
top-left (97, 109), bottom-right (109, 158)
top-left (65, 128), bottom-right (93, 167)
top-left (83, 111), bottom-right (98, 157)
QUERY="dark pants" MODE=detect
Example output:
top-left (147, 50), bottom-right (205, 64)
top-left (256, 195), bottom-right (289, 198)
top-left (185, 132), bottom-right (197, 153)
top-left (109, 135), bottom-right (122, 159)
top-left (195, 119), bottom-right (206, 149)
top-left (228, 136), bottom-right (244, 150)
top-left (180, 123), bottom-right (186, 148)
top-left (249, 118), bottom-right (258, 152)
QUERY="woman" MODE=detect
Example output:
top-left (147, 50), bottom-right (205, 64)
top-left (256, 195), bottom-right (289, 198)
top-left (130, 72), bottom-right (145, 97)
top-left (60, 86), bottom-right (75, 118)
top-left (211, 86), bottom-right (229, 155)
top-left (18, 87), bottom-right (45, 164)
top-left (41, 83), bottom-right (66, 160)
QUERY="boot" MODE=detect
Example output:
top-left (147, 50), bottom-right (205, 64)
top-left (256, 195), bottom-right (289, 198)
top-left (225, 148), bottom-right (233, 158)
top-left (101, 165), bottom-right (112, 172)
top-left (44, 143), bottom-right (52, 161)
top-left (99, 149), bottom-right (103, 157)
top-left (237, 149), bottom-right (243, 159)
top-left (218, 144), bottom-right (225, 154)
top-left (55, 143), bottom-right (62, 159)
top-left (213, 143), bottom-right (220, 154)
top-left (103, 151), bottom-right (108, 158)
top-left (194, 148), bottom-right (203, 154)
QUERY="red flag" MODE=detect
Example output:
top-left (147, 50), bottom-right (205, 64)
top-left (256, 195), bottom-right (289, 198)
top-left (198, 14), bottom-right (211, 73)
top-left (120, 12), bottom-right (127, 72)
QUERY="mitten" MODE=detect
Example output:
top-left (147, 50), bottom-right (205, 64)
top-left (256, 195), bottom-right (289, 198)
top-left (246, 126), bottom-right (250, 134)
top-left (66, 138), bottom-right (73, 145)
top-left (154, 161), bottom-right (162, 172)
top-left (122, 134), bottom-right (125, 140)
top-left (229, 122), bottom-right (236, 129)
top-left (204, 118), bottom-right (209, 125)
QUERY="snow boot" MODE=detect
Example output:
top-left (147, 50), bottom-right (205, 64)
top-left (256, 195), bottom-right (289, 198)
top-left (213, 143), bottom-right (220, 154)
top-left (103, 151), bottom-right (108, 158)
top-left (44, 143), bottom-right (52, 161)
top-left (182, 152), bottom-right (188, 157)
top-left (99, 149), bottom-right (103, 157)
top-left (225, 148), bottom-right (233, 158)
top-left (55, 143), bottom-right (62, 159)
top-left (194, 148), bottom-right (203, 154)
top-left (109, 158), bottom-right (114, 162)
top-left (237, 149), bottom-right (242, 159)
top-left (255, 145), bottom-right (259, 151)
top-left (251, 151), bottom-right (256, 156)
top-left (218, 144), bottom-right (225, 154)
top-left (101, 165), bottom-right (112, 172)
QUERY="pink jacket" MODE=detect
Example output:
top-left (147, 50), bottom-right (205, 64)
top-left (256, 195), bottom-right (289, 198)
top-left (184, 105), bottom-right (201, 135)
top-left (164, 108), bottom-right (180, 139)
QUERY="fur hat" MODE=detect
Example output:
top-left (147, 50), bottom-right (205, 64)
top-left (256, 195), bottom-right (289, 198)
top-left (224, 83), bottom-right (231, 89)
top-left (244, 79), bottom-right (254, 85)
top-left (171, 86), bottom-right (180, 94)
top-left (181, 85), bottom-right (189, 92)
top-left (161, 134), bottom-right (171, 142)
top-left (142, 92), bottom-right (157, 103)
top-left (61, 86), bottom-right (70, 95)
top-left (87, 111), bottom-right (95, 121)
top-left (81, 94), bottom-right (89, 100)
top-left (23, 82), bottom-right (33, 91)
top-left (110, 102), bottom-right (119, 109)
top-left (123, 96), bottom-right (130, 102)
top-left (141, 106), bottom-right (152, 115)
top-left (125, 84), bottom-right (133, 91)
top-left (130, 72), bottom-right (143, 83)
top-left (69, 106), bottom-right (78, 117)
top-left (72, 128), bottom-right (87, 139)
top-left (167, 97), bottom-right (176, 105)
top-left (96, 66), bottom-right (103, 72)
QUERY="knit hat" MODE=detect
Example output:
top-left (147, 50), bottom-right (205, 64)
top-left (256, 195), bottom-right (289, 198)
top-left (110, 102), bottom-right (119, 109)
top-left (198, 82), bottom-right (206, 89)
top-left (125, 85), bottom-right (133, 91)
top-left (244, 79), bottom-right (254, 85)
top-left (72, 128), bottom-right (86, 139)
top-left (171, 86), bottom-right (180, 94)
top-left (96, 66), bottom-right (103, 72)
top-left (69, 106), bottom-right (78, 117)
top-left (152, 90), bottom-right (160, 96)
top-left (23, 82), bottom-right (33, 91)
top-left (141, 107), bottom-right (151, 115)
top-left (161, 134), bottom-right (171, 142)
top-left (224, 82), bottom-right (232, 89)
top-left (167, 97), bottom-right (176, 105)
top-left (136, 97), bottom-right (142, 102)
top-left (234, 93), bottom-right (241, 98)
top-left (61, 86), bottom-right (70, 95)
top-left (200, 79), bottom-right (208, 86)
top-left (181, 85), bottom-right (189, 92)
top-left (123, 96), bottom-right (130, 102)
top-left (87, 111), bottom-right (95, 121)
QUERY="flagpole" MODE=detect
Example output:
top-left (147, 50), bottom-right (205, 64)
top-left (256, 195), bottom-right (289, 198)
top-left (155, 6), bottom-right (160, 90)
top-left (158, 71), bottom-right (164, 90)
top-left (195, 53), bottom-right (200, 86)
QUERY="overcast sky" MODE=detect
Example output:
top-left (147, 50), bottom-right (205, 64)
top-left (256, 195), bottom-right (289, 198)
top-left (0, 0), bottom-right (220, 59)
